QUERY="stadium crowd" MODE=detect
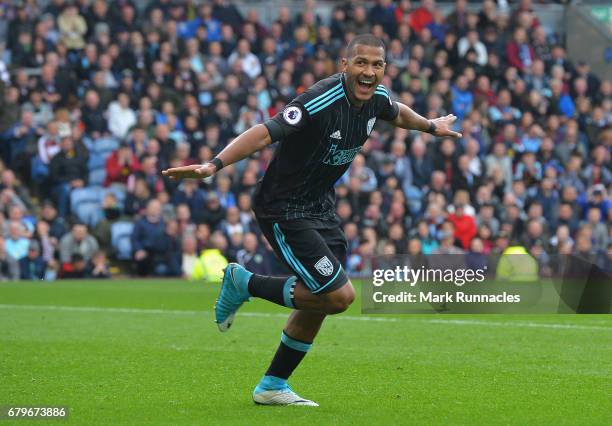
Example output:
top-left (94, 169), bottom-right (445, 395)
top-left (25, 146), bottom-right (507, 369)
top-left (0, 0), bottom-right (610, 281)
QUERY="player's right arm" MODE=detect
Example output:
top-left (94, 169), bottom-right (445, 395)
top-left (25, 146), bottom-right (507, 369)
top-left (162, 123), bottom-right (273, 179)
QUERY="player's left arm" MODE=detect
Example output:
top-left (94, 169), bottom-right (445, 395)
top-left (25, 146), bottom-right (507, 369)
top-left (391, 102), bottom-right (462, 138)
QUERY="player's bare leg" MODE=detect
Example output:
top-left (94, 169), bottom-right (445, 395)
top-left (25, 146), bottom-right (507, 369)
top-left (283, 309), bottom-right (327, 343)
top-left (290, 279), bottom-right (356, 315)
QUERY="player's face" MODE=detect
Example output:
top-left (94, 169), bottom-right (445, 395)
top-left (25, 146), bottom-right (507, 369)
top-left (343, 45), bottom-right (386, 104)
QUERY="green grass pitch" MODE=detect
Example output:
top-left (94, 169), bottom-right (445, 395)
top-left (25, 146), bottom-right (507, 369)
top-left (1, 279), bottom-right (611, 425)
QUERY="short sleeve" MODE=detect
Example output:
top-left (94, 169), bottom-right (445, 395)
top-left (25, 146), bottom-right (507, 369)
top-left (374, 85), bottom-right (400, 122)
top-left (263, 101), bottom-right (309, 142)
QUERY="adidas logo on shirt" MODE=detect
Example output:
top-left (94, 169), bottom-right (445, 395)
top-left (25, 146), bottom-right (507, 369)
top-left (329, 130), bottom-right (342, 139)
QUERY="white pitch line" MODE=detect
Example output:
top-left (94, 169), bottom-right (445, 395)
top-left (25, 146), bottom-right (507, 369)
top-left (423, 319), bottom-right (611, 331)
top-left (0, 304), bottom-right (609, 331)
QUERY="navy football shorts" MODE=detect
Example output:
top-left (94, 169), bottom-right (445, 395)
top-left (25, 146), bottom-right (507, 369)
top-left (256, 217), bottom-right (349, 294)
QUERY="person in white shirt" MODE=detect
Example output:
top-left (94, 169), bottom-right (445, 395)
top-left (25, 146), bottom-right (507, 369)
top-left (181, 235), bottom-right (199, 279)
top-left (458, 30), bottom-right (488, 66)
top-left (37, 121), bottom-right (61, 165)
top-left (227, 39), bottom-right (262, 80)
top-left (107, 92), bottom-right (136, 139)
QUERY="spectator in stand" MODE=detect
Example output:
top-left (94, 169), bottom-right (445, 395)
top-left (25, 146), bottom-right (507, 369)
top-left (6, 204), bottom-right (33, 238)
top-left (87, 251), bottom-right (111, 279)
top-left (191, 231), bottom-right (229, 282)
top-left (237, 232), bottom-right (270, 275)
top-left (49, 137), bottom-right (88, 217)
top-left (81, 90), bottom-right (107, 138)
top-left (131, 198), bottom-right (166, 276)
top-left (181, 235), bottom-right (199, 280)
top-left (19, 240), bottom-right (46, 280)
top-left (0, 87), bottom-right (21, 139)
top-left (107, 92), bottom-right (137, 139)
top-left (583, 207), bottom-right (608, 252)
top-left (59, 223), bottom-right (99, 264)
top-left (34, 219), bottom-right (56, 266)
top-left (58, 3), bottom-right (87, 50)
top-left (125, 176), bottom-right (152, 217)
top-left (33, 120), bottom-right (61, 184)
top-left (136, 155), bottom-right (165, 195)
top-left (466, 237), bottom-right (488, 271)
top-left (104, 142), bottom-right (142, 187)
top-left (92, 192), bottom-right (123, 251)
top-left (157, 219), bottom-right (182, 277)
top-left (59, 253), bottom-right (88, 279)
top-left (0, 169), bottom-right (33, 211)
top-left (448, 203), bottom-right (477, 250)
top-left (346, 5), bottom-right (371, 35)
top-left (451, 74), bottom-right (473, 121)
top-left (506, 27), bottom-right (535, 73)
top-left (215, 174), bottom-right (237, 209)
top-left (39, 200), bottom-right (67, 241)
top-left (227, 39), bottom-right (261, 80)
top-left (410, 0), bottom-right (435, 34)
top-left (0, 236), bottom-right (20, 281)
top-left (172, 179), bottom-right (206, 216)
top-left (199, 192), bottom-right (226, 231)
top-left (23, 89), bottom-right (54, 129)
top-left (489, 89), bottom-right (521, 126)
top-left (5, 221), bottom-right (29, 261)
top-left (1, 109), bottom-right (38, 174)
top-left (370, 0), bottom-right (398, 39)
top-left (458, 30), bottom-right (487, 66)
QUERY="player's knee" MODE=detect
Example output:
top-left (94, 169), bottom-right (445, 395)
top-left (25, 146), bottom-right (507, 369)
top-left (324, 281), bottom-right (355, 314)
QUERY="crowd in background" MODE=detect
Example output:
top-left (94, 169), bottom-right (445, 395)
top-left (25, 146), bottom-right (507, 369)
top-left (0, 0), bottom-right (610, 281)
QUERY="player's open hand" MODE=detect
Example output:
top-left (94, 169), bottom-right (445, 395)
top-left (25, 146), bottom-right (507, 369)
top-left (431, 114), bottom-right (462, 138)
top-left (161, 163), bottom-right (216, 180)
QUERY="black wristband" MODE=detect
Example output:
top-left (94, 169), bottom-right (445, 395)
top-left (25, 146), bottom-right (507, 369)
top-left (427, 120), bottom-right (437, 134)
top-left (208, 157), bottom-right (224, 171)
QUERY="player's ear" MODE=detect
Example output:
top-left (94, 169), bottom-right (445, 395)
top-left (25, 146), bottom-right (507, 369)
top-left (341, 57), bottom-right (348, 71)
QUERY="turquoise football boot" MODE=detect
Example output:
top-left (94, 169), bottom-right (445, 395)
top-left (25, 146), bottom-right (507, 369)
top-left (214, 263), bottom-right (253, 332)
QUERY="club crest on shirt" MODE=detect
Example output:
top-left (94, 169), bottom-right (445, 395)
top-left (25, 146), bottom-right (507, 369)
top-left (367, 117), bottom-right (377, 136)
top-left (315, 256), bottom-right (334, 276)
top-left (282, 106), bottom-right (302, 125)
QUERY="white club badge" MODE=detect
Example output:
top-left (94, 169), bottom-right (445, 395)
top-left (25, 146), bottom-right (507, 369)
top-left (367, 117), bottom-right (377, 136)
top-left (314, 256), bottom-right (334, 276)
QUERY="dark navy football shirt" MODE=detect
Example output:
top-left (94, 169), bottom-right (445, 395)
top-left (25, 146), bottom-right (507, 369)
top-left (254, 72), bottom-right (399, 225)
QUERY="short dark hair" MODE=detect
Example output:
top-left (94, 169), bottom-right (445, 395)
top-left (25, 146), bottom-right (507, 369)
top-left (345, 34), bottom-right (386, 58)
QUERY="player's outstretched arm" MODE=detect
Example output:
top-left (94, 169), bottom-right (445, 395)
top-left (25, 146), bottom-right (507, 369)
top-left (162, 124), bottom-right (272, 179)
top-left (392, 102), bottom-right (462, 138)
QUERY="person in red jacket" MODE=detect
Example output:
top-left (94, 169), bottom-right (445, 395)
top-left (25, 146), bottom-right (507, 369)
top-left (409, 0), bottom-right (435, 34)
top-left (506, 27), bottom-right (535, 72)
top-left (448, 203), bottom-right (477, 250)
top-left (104, 142), bottom-right (142, 187)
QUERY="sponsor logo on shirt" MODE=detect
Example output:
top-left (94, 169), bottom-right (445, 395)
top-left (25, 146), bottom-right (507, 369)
top-left (322, 144), bottom-right (362, 166)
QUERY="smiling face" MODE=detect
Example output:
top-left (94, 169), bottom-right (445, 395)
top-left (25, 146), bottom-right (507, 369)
top-left (342, 43), bottom-right (386, 105)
